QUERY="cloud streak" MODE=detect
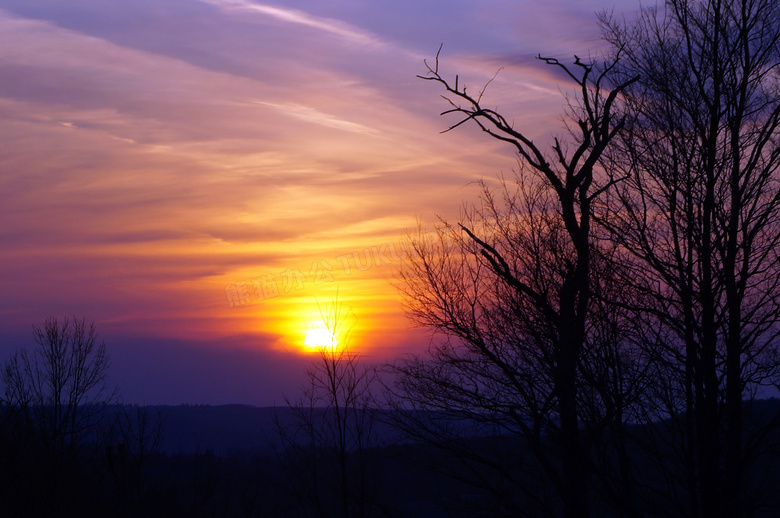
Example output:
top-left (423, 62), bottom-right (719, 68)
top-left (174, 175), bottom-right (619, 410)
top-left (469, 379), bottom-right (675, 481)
top-left (200, 0), bottom-right (387, 49)
top-left (255, 101), bottom-right (379, 134)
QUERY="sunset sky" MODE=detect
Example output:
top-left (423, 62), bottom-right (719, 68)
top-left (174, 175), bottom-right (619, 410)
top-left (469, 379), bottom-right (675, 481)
top-left (0, 0), bottom-right (635, 405)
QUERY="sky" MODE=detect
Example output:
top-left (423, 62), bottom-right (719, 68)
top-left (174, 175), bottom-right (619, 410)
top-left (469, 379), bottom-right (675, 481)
top-left (0, 0), bottom-right (636, 405)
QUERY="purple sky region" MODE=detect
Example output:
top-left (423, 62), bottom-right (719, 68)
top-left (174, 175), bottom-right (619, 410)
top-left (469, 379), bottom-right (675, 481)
top-left (0, 0), bottom-right (637, 405)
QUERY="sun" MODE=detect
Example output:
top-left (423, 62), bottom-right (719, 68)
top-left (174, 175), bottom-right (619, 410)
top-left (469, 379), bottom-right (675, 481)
top-left (303, 326), bottom-right (337, 349)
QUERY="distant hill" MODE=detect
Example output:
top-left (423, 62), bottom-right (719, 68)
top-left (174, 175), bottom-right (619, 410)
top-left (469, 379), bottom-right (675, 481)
top-left (119, 404), bottom-right (402, 456)
top-left (111, 398), bottom-right (780, 457)
top-left (142, 404), bottom-right (282, 455)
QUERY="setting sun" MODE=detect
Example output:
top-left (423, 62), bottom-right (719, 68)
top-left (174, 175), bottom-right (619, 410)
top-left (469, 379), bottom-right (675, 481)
top-left (303, 327), bottom-right (337, 349)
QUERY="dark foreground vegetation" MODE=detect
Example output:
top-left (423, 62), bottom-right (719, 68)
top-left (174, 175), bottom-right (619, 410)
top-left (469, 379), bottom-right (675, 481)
top-left (1, 402), bottom-right (780, 518)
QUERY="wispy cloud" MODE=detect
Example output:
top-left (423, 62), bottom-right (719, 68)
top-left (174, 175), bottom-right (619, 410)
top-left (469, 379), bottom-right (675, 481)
top-left (199, 0), bottom-right (386, 48)
top-left (254, 101), bottom-right (378, 135)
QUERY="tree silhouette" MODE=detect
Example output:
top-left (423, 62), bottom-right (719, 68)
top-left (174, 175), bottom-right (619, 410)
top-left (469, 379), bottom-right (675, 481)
top-left (598, 1), bottom-right (780, 515)
top-left (0, 316), bottom-right (116, 514)
top-left (276, 301), bottom-right (381, 518)
top-left (390, 48), bottom-right (638, 518)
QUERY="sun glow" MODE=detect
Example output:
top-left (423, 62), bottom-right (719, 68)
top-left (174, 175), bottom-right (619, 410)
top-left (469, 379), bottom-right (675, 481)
top-left (303, 326), bottom-right (337, 349)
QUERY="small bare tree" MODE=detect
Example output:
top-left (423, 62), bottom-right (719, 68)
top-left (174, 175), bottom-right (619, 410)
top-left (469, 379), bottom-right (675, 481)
top-left (276, 301), bottom-right (381, 518)
top-left (2, 317), bottom-right (113, 451)
top-left (0, 316), bottom-right (115, 510)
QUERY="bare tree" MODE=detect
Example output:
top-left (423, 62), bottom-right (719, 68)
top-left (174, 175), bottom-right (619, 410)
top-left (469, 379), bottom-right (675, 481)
top-left (598, 1), bottom-right (780, 515)
top-left (2, 317), bottom-right (113, 452)
top-left (390, 49), bottom-right (638, 518)
top-left (276, 301), bottom-right (381, 518)
top-left (0, 316), bottom-right (115, 510)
